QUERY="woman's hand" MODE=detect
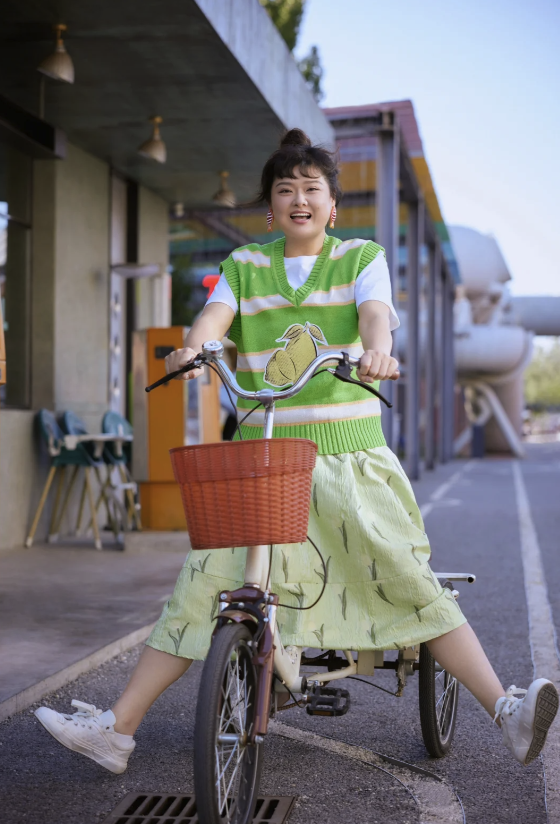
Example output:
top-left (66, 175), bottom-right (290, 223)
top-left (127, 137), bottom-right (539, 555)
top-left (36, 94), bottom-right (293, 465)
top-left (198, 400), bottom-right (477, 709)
top-left (165, 347), bottom-right (204, 381)
top-left (358, 349), bottom-right (400, 383)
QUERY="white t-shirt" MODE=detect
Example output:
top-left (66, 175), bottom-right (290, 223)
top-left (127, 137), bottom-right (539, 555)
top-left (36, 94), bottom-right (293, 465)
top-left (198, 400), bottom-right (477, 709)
top-left (207, 251), bottom-right (400, 331)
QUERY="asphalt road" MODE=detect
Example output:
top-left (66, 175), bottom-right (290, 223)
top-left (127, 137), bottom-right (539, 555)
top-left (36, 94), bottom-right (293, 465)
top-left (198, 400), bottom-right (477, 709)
top-left (1, 443), bottom-right (558, 824)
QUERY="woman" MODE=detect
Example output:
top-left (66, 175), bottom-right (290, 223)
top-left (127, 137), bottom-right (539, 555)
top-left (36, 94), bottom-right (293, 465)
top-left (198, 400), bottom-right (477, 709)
top-left (35, 129), bottom-right (558, 775)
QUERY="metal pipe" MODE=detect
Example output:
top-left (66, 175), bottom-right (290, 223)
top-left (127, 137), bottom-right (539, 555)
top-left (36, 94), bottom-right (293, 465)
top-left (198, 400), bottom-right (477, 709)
top-left (425, 242), bottom-right (439, 470)
top-left (436, 262), bottom-right (445, 464)
top-left (263, 403), bottom-right (275, 439)
top-left (273, 631), bottom-right (305, 692)
top-left (376, 114), bottom-right (400, 451)
top-left (445, 276), bottom-right (457, 461)
top-left (244, 545), bottom-right (270, 589)
top-left (433, 572), bottom-right (476, 583)
top-left (405, 199), bottom-right (423, 479)
top-left (441, 274), bottom-right (455, 462)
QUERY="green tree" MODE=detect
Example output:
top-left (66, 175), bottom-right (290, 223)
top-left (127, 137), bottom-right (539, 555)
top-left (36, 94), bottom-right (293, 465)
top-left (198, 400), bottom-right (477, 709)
top-left (260, 0), bottom-right (304, 51)
top-left (524, 338), bottom-right (560, 408)
top-left (298, 45), bottom-right (324, 103)
top-left (260, 0), bottom-right (324, 102)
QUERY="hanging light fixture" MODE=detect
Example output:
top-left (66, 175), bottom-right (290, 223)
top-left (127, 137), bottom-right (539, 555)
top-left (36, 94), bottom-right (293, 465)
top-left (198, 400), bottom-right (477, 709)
top-left (37, 24), bottom-right (75, 84)
top-left (138, 116), bottom-right (166, 164)
top-left (212, 171), bottom-right (236, 208)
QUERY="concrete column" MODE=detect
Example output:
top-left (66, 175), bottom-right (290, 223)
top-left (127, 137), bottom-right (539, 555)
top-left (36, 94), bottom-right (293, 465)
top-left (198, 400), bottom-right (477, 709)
top-left (405, 198), bottom-right (424, 479)
top-left (137, 186), bottom-right (170, 330)
top-left (31, 160), bottom-right (56, 410)
top-left (425, 242), bottom-right (440, 470)
top-left (376, 114), bottom-right (400, 450)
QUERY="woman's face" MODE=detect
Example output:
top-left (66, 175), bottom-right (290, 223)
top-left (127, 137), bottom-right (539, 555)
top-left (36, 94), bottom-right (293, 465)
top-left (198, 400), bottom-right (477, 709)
top-left (269, 166), bottom-right (335, 242)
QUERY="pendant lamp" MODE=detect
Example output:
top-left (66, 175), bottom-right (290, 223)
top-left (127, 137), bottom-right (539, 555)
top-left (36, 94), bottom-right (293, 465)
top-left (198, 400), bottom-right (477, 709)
top-left (138, 116), bottom-right (166, 164)
top-left (212, 171), bottom-right (236, 208)
top-left (37, 24), bottom-right (75, 84)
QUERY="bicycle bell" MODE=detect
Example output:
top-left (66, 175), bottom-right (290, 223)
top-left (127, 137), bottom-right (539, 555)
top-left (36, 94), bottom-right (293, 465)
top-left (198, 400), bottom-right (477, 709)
top-left (202, 340), bottom-right (224, 359)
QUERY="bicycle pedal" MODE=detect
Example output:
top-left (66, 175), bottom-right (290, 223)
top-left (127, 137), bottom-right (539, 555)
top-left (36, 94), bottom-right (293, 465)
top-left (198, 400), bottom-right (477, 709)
top-left (306, 685), bottom-right (350, 717)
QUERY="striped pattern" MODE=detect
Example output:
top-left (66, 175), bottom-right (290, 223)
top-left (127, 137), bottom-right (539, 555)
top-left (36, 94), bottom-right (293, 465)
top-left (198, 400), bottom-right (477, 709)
top-left (220, 235), bottom-right (386, 455)
top-left (240, 398), bottom-right (381, 427)
top-left (301, 282), bottom-right (355, 307)
top-left (330, 238), bottom-right (369, 259)
top-left (232, 248), bottom-right (271, 268)
top-left (239, 293), bottom-right (292, 316)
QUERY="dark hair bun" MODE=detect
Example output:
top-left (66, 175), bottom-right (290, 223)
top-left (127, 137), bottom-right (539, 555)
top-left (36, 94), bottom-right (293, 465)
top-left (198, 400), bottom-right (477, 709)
top-left (280, 128), bottom-right (312, 148)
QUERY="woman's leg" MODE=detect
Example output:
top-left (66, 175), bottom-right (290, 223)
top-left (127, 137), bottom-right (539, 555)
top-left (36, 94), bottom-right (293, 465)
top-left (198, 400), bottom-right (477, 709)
top-left (112, 646), bottom-right (193, 735)
top-left (427, 622), bottom-right (505, 719)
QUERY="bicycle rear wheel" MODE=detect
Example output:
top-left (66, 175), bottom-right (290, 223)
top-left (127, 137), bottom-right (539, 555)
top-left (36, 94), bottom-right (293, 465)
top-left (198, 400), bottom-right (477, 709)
top-left (194, 623), bottom-right (263, 824)
top-left (418, 642), bottom-right (459, 757)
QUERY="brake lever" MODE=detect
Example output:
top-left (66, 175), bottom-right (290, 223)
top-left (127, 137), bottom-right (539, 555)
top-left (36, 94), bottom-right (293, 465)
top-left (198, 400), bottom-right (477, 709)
top-left (145, 354), bottom-right (206, 393)
top-left (331, 352), bottom-right (393, 408)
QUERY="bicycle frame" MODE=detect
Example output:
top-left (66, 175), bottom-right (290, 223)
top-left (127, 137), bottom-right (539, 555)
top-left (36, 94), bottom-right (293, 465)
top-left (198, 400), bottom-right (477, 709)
top-left (164, 341), bottom-right (477, 740)
top-left (191, 341), bottom-right (383, 739)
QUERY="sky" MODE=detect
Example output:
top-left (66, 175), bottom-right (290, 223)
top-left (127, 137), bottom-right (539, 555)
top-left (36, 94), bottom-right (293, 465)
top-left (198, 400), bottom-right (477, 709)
top-left (296, 0), bottom-right (560, 297)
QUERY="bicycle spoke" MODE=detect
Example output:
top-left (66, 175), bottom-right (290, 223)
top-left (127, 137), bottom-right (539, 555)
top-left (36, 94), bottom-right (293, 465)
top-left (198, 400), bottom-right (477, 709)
top-left (436, 674), bottom-right (456, 731)
top-left (212, 640), bottom-right (255, 819)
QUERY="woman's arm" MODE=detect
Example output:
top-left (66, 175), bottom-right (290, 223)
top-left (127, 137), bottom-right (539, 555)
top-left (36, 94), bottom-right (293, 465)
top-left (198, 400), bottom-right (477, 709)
top-left (164, 302), bottom-right (235, 381)
top-left (357, 299), bottom-right (400, 383)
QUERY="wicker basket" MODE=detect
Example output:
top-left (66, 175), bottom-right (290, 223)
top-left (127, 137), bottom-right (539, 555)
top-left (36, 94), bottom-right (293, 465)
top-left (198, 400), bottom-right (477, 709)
top-left (169, 438), bottom-right (318, 550)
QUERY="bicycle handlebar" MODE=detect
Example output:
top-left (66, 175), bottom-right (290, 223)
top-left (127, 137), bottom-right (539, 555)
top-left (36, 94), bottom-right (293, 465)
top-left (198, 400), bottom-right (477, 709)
top-left (145, 340), bottom-right (394, 408)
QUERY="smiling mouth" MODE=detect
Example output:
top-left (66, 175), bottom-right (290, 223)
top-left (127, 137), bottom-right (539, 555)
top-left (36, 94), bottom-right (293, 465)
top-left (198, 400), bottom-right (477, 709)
top-left (290, 212), bottom-right (311, 220)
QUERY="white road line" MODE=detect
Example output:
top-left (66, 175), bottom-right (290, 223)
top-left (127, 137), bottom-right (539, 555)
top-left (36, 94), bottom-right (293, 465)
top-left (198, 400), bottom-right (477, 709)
top-left (420, 461), bottom-right (474, 519)
top-left (512, 461), bottom-right (560, 822)
top-left (269, 720), bottom-right (464, 824)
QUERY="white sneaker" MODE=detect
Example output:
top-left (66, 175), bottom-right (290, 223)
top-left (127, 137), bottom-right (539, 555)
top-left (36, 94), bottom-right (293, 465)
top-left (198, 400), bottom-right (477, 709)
top-left (35, 700), bottom-right (135, 774)
top-left (495, 679), bottom-right (559, 765)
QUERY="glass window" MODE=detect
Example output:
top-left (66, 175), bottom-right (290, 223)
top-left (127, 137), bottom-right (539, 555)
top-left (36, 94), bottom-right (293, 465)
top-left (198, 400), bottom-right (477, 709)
top-left (0, 143), bottom-right (32, 408)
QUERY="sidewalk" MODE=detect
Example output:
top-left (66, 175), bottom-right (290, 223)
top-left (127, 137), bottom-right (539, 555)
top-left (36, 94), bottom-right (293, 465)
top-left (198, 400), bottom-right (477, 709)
top-left (3, 447), bottom-right (531, 725)
top-left (0, 461), bottom-right (465, 723)
top-left (0, 539), bottom-right (188, 719)
top-left (0, 461), bottom-right (463, 723)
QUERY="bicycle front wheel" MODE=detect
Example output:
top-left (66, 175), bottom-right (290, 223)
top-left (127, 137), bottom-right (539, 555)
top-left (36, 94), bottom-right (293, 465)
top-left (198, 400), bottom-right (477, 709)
top-left (194, 623), bottom-right (263, 824)
top-left (418, 642), bottom-right (459, 757)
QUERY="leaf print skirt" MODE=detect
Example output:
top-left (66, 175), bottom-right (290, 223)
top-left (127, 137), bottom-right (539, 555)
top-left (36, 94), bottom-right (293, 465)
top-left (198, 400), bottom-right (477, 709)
top-left (147, 446), bottom-right (466, 659)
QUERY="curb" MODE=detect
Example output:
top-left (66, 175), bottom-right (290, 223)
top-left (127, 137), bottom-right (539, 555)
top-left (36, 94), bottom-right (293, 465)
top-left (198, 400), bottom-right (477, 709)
top-left (0, 621), bottom-right (156, 723)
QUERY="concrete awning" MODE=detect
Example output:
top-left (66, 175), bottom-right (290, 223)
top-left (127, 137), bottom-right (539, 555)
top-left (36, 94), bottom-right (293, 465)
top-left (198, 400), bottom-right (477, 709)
top-left (0, 0), bottom-right (334, 205)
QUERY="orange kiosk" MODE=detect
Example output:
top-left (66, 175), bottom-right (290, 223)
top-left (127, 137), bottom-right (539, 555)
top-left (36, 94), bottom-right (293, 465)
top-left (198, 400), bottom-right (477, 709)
top-left (132, 327), bottom-right (223, 530)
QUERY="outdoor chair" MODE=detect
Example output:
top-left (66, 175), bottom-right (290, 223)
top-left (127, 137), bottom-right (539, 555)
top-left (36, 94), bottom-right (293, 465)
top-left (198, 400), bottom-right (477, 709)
top-left (58, 410), bottom-right (114, 548)
top-left (101, 411), bottom-right (142, 531)
top-left (25, 410), bottom-right (104, 549)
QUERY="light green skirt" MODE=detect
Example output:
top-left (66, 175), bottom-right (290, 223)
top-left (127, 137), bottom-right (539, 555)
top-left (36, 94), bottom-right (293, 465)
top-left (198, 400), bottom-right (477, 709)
top-left (147, 446), bottom-right (465, 659)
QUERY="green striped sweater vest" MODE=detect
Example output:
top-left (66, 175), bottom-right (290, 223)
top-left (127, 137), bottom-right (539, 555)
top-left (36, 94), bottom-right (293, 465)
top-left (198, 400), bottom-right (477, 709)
top-left (219, 234), bottom-right (387, 455)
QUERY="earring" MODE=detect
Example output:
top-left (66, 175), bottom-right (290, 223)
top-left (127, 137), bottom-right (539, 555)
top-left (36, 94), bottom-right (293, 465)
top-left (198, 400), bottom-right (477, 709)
top-left (266, 209), bottom-right (274, 232)
top-left (329, 206), bottom-right (337, 229)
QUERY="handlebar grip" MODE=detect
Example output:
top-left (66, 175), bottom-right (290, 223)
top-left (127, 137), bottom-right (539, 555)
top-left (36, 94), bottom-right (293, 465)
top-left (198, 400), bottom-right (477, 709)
top-left (145, 358), bottom-right (203, 393)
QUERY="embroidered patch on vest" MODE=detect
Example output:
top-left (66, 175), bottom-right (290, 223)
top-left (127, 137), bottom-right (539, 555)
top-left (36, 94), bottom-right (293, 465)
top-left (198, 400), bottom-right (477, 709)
top-left (264, 322), bottom-right (327, 387)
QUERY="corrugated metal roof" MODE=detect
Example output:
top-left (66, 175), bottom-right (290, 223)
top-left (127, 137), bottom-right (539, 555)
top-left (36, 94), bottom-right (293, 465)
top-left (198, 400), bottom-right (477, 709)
top-left (323, 100), bottom-right (424, 156)
top-left (323, 100), bottom-right (460, 282)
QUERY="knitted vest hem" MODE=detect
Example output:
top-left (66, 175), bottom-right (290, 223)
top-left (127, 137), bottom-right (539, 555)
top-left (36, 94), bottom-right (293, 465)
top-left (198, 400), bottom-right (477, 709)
top-left (236, 414), bottom-right (386, 455)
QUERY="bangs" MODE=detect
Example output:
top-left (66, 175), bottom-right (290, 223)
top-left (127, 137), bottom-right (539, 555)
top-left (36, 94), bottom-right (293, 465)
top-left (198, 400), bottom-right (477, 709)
top-left (269, 154), bottom-right (322, 183)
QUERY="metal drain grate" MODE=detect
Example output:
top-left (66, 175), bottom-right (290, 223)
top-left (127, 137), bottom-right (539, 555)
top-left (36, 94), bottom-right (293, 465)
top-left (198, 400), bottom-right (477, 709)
top-left (102, 793), bottom-right (296, 824)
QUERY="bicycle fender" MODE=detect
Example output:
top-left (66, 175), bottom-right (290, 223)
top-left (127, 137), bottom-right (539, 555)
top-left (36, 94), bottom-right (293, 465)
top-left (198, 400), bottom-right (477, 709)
top-left (214, 608), bottom-right (259, 629)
